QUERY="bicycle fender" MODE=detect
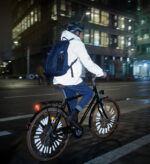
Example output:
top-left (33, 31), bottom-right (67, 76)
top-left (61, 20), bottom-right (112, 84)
top-left (25, 101), bottom-right (64, 131)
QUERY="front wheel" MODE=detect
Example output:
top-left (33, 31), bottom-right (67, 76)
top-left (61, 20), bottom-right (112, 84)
top-left (26, 107), bottom-right (70, 161)
top-left (90, 97), bottom-right (120, 139)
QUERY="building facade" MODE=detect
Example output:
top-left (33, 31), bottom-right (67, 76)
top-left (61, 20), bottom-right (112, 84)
top-left (134, 0), bottom-right (150, 79)
top-left (11, 0), bottom-right (135, 79)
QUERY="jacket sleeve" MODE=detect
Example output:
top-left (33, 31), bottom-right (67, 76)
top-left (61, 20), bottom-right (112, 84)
top-left (73, 41), bottom-right (104, 77)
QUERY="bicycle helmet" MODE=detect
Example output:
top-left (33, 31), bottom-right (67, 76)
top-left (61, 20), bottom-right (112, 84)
top-left (67, 23), bottom-right (84, 35)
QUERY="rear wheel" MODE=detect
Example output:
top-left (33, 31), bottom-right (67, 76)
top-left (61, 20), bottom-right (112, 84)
top-left (26, 107), bottom-right (69, 161)
top-left (91, 98), bottom-right (120, 139)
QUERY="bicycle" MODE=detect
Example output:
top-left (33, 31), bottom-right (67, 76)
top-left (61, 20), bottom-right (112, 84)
top-left (26, 76), bottom-right (120, 161)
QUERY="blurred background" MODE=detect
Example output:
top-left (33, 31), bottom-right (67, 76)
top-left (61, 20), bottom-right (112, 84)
top-left (0, 0), bottom-right (150, 81)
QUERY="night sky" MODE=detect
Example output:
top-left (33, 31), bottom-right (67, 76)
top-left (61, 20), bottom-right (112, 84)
top-left (0, 0), bottom-right (12, 61)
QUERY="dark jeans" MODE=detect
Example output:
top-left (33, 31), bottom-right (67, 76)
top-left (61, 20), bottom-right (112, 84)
top-left (61, 82), bottom-right (93, 112)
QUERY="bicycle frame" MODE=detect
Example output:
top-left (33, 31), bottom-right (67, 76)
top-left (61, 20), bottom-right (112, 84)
top-left (61, 77), bottom-right (108, 127)
top-left (26, 77), bottom-right (120, 161)
top-left (27, 77), bottom-right (109, 131)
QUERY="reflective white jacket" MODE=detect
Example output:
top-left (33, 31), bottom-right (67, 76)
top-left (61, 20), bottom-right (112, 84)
top-left (53, 30), bottom-right (104, 85)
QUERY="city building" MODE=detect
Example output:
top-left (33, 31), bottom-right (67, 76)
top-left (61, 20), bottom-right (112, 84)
top-left (0, 0), bottom-right (12, 77)
top-left (134, 0), bottom-right (150, 79)
top-left (11, 0), bottom-right (136, 79)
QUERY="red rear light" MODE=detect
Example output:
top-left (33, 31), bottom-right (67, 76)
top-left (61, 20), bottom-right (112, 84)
top-left (34, 104), bottom-right (40, 112)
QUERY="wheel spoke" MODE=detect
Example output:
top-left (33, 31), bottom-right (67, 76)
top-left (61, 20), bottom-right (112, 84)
top-left (53, 112), bottom-right (62, 131)
top-left (46, 109), bottom-right (53, 127)
top-left (91, 98), bottom-right (120, 139)
top-left (27, 106), bottom-right (70, 161)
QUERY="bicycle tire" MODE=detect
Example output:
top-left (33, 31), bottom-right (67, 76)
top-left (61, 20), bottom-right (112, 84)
top-left (26, 106), bottom-right (70, 161)
top-left (91, 97), bottom-right (120, 139)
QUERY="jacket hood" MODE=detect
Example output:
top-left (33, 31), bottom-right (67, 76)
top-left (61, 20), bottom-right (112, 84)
top-left (61, 30), bottom-right (81, 41)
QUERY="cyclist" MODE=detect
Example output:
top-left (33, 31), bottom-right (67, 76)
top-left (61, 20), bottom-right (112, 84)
top-left (53, 23), bottom-right (107, 123)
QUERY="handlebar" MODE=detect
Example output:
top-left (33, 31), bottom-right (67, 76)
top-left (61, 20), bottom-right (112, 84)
top-left (91, 75), bottom-right (104, 96)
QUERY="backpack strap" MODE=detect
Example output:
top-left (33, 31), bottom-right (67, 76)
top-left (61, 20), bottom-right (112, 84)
top-left (69, 58), bottom-right (78, 77)
top-left (62, 37), bottom-right (74, 42)
top-left (62, 37), bottom-right (75, 77)
top-left (69, 38), bottom-right (74, 41)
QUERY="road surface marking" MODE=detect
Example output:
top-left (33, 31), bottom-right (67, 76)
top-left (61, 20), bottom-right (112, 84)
top-left (0, 131), bottom-right (12, 137)
top-left (84, 133), bottom-right (150, 164)
top-left (4, 93), bottom-right (59, 99)
top-left (0, 114), bottom-right (33, 122)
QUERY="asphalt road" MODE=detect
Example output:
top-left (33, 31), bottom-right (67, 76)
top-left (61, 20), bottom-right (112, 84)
top-left (0, 79), bottom-right (150, 164)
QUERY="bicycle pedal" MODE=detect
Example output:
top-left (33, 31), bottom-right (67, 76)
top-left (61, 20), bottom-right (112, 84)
top-left (74, 128), bottom-right (83, 138)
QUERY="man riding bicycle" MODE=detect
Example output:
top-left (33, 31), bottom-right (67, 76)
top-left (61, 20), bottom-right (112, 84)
top-left (53, 23), bottom-right (107, 123)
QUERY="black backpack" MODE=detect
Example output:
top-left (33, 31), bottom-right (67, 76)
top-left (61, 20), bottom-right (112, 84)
top-left (45, 39), bottom-right (77, 77)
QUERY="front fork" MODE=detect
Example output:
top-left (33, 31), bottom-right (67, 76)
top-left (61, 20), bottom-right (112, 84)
top-left (97, 89), bottom-right (109, 119)
top-left (89, 95), bottom-right (109, 128)
top-left (97, 97), bottom-right (109, 119)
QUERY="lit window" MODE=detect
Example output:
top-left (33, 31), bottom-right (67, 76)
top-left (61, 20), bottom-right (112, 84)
top-left (128, 26), bottom-right (132, 30)
top-left (143, 34), bottom-right (149, 39)
top-left (90, 29), bottom-right (94, 45)
top-left (84, 29), bottom-right (90, 44)
top-left (114, 15), bottom-right (118, 20)
top-left (21, 19), bottom-right (25, 32)
top-left (30, 11), bottom-right (34, 25)
top-left (146, 47), bottom-right (150, 53)
top-left (61, 0), bottom-right (66, 11)
top-left (118, 16), bottom-right (125, 30)
top-left (100, 11), bottom-right (109, 26)
top-left (17, 23), bottom-right (21, 33)
top-left (101, 32), bottom-right (108, 47)
top-left (12, 29), bottom-right (15, 39)
top-left (31, 11), bottom-right (34, 16)
top-left (122, 24), bottom-right (125, 29)
top-left (118, 36), bottom-right (125, 49)
top-left (141, 19), bottom-right (145, 25)
top-left (60, 0), bottom-right (66, 16)
top-left (128, 42), bottom-right (131, 46)
top-left (137, 35), bottom-right (142, 40)
top-left (94, 30), bottom-right (100, 46)
top-left (34, 9), bottom-right (38, 22)
top-left (12, 7), bottom-right (40, 41)
top-left (51, 0), bottom-right (57, 20)
top-left (128, 19), bottom-right (132, 22)
top-left (28, 15), bottom-right (31, 28)
top-left (24, 17), bottom-right (27, 30)
top-left (114, 22), bottom-right (117, 26)
top-left (90, 8), bottom-right (100, 24)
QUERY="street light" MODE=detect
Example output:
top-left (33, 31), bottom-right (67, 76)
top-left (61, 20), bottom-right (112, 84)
top-left (86, 11), bottom-right (90, 16)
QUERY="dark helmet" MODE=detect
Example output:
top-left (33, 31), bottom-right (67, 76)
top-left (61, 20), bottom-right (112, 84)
top-left (67, 23), bottom-right (84, 34)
